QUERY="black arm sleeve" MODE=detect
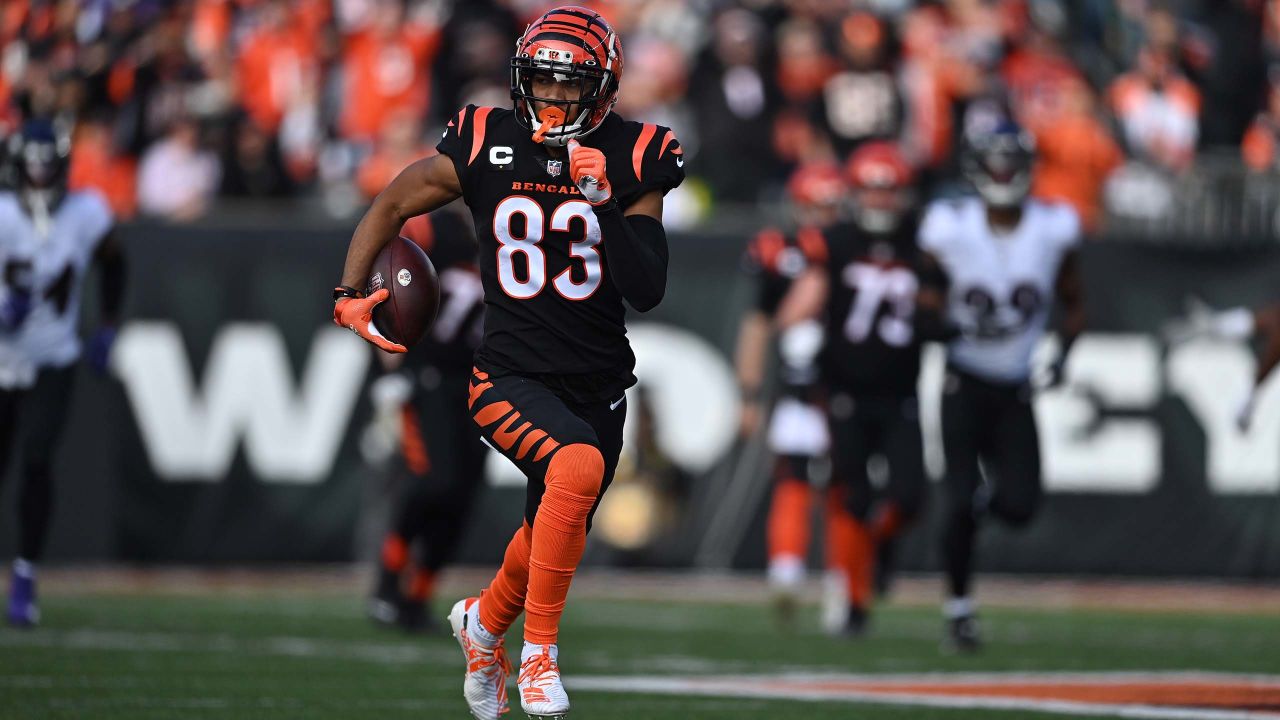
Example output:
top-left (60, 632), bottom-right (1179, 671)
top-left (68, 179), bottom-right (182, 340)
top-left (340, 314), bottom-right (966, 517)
top-left (96, 229), bottom-right (126, 324)
top-left (594, 201), bottom-right (667, 312)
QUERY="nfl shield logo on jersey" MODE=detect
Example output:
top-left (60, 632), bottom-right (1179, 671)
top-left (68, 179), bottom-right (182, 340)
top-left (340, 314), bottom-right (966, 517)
top-left (546, 160), bottom-right (562, 177)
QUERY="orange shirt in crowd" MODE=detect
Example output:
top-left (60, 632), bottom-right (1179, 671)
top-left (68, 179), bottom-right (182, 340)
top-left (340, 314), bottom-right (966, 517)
top-left (1108, 70), bottom-right (1200, 171)
top-left (340, 26), bottom-right (440, 142)
top-left (236, 24), bottom-right (317, 133)
top-left (69, 128), bottom-right (138, 219)
top-left (1243, 118), bottom-right (1278, 172)
top-left (1031, 113), bottom-right (1122, 232)
top-left (357, 145), bottom-right (433, 201)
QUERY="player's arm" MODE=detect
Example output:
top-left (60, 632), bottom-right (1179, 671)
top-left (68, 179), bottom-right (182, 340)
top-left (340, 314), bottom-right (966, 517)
top-left (914, 251), bottom-right (958, 342)
top-left (733, 309), bottom-right (770, 437)
top-left (335, 155), bottom-right (462, 352)
top-left (95, 228), bottom-right (126, 326)
top-left (569, 140), bottom-right (668, 312)
top-left (773, 267), bottom-right (827, 330)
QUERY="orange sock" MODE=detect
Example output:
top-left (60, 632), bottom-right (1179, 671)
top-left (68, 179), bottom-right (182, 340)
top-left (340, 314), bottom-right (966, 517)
top-left (381, 534), bottom-right (408, 574)
top-left (406, 567), bottom-right (436, 602)
top-left (825, 488), bottom-right (874, 608)
top-left (479, 522), bottom-right (532, 636)
top-left (767, 478), bottom-right (813, 563)
top-left (524, 444), bottom-right (604, 645)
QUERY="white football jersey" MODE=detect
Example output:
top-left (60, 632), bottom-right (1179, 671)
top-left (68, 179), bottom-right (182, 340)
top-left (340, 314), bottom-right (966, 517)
top-left (919, 197), bottom-right (1080, 383)
top-left (0, 190), bottom-right (114, 386)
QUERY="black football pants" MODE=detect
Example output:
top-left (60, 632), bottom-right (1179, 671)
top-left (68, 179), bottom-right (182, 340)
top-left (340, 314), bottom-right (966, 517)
top-left (938, 366), bottom-right (1042, 599)
top-left (0, 365), bottom-right (75, 562)
top-left (467, 367), bottom-right (626, 529)
top-left (827, 391), bottom-right (926, 524)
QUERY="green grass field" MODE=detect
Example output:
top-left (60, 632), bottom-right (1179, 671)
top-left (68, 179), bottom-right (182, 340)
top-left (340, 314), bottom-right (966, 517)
top-left (2, 574), bottom-right (1278, 720)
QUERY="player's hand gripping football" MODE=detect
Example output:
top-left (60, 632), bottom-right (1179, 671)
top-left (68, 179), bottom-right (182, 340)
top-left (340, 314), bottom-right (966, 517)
top-left (567, 139), bottom-right (612, 206)
top-left (333, 287), bottom-right (407, 354)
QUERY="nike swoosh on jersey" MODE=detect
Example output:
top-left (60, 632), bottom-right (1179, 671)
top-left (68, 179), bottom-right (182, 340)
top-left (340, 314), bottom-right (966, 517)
top-left (609, 396), bottom-right (625, 410)
top-left (676, 157), bottom-right (684, 167)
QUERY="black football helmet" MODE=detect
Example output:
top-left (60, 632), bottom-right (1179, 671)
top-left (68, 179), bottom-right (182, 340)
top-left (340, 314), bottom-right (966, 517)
top-left (10, 118), bottom-right (71, 192)
top-left (962, 118), bottom-right (1035, 209)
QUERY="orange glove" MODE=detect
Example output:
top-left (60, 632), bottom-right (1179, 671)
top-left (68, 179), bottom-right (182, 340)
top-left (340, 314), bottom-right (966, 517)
top-left (333, 287), bottom-right (407, 353)
top-left (567, 139), bottom-right (612, 206)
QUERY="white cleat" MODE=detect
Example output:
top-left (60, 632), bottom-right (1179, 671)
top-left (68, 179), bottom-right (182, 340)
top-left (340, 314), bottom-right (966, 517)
top-left (448, 597), bottom-right (513, 720)
top-left (518, 644), bottom-right (570, 719)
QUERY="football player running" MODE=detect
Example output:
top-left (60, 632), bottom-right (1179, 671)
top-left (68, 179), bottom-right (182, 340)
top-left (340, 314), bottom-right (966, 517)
top-left (333, 7), bottom-right (683, 719)
top-left (776, 142), bottom-right (938, 636)
top-left (734, 161), bottom-right (856, 630)
top-left (0, 118), bottom-right (125, 627)
top-left (918, 119), bottom-right (1083, 652)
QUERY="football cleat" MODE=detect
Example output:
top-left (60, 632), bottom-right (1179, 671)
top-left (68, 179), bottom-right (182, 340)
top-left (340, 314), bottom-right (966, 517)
top-left (7, 568), bottom-right (38, 628)
top-left (943, 614), bottom-right (983, 654)
top-left (366, 568), bottom-right (402, 628)
top-left (518, 644), bottom-right (570, 719)
top-left (449, 597), bottom-right (513, 719)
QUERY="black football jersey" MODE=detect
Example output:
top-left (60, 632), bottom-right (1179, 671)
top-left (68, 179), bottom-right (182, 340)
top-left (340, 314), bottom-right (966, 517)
top-left (436, 105), bottom-right (684, 397)
top-left (816, 219), bottom-right (925, 395)
top-left (401, 208), bottom-right (483, 374)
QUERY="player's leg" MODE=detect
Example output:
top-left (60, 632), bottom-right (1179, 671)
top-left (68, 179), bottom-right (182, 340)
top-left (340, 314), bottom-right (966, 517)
top-left (986, 385), bottom-right (1042, 528)
top-left (452, 368), bottom-right (608, 719)
top-left (406, 382), bottom-right (491, 631)
top-left (825, 391), bottom-right (876, 636)
top-left (875, 394), bottom-right (927, 597)
top-left (9, 366), bottom-right (74, 628)
top-left (764, 453), bottom-right (813, 625)
top-left (938, 370), bottom-right (988, 652)
top-left (368, 404), bottom-right (427, 628)
top-left (0, 385), bottom-right (25, 627)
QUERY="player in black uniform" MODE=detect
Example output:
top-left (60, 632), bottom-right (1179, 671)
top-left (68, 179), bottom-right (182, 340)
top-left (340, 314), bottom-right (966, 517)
top-left (777, 141), bottom-right (939, 635)
top-left (332, 7), bottom-right (682, 719)
top-left (735, 162), bottom-right (858, 631)
top-left (366, 208), bottom-right (487, 633)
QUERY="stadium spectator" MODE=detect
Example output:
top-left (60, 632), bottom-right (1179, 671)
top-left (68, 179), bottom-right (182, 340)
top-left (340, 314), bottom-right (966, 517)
top-left (1242, 69), bottom-right (1280, 174)
top-left (689, 9), bottom-right (779, 204)
top-left (1108, 12), bottom-right (1201, 174)
top-left (136, 117), bottom-right (221, 220)
top-left (68, 114), bottom-right (139, 219)
top-left (338, 0), bottom-right (440, 144)
top-left (1030, 77), bottom-right (1123, 231)
top-left (355, 110), bottom-right (429, 201)
top-left (221, 116), bottom-right (295, 198)
top-left (819, 12), bottom-right (903, 157)
top-left (235, 0), bottom-right (319, 135)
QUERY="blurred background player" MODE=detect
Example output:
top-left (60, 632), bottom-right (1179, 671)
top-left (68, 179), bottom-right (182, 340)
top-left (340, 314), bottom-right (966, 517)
top-left (1164, 297), bottom-right (1280, 432)
top-left (777, 141), bottom-right (936, 636)
top-left (366, 208), bottom-right (485, 633)
top-left (734, 161), bottom-right (850, 630)
top-left (333, 7), bottom-right (683, 718)
top-left (918, 118), bottom-right (1083, 653)
top-left (0, 117), bottom-right (125, 627)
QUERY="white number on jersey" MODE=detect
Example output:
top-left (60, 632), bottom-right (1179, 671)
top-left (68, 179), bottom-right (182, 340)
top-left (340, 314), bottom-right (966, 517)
top-left (842, 262), bottom-right (918, 347)
top-left (493, 197), bottom-right (602, 300)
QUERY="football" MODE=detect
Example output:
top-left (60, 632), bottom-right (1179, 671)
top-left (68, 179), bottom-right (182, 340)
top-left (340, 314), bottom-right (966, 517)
top-left (366, 236), bottom-right (440, 348)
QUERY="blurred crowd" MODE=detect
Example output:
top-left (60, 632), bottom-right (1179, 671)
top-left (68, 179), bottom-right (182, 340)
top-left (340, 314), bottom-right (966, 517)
top-left (2, 0), bottom-right (1278, 229)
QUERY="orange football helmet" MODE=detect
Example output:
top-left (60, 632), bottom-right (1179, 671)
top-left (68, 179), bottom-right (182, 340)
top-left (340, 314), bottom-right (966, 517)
top-left (845, 141), bottom-right (914, 234)
top-left (511, 6), bottom-right (623, 147)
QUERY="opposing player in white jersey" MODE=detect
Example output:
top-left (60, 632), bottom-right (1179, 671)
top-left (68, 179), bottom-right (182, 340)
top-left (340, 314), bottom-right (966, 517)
top-left (0, 118), bottom-right (125, 627)
top-left (918, 120), bottom-right (1083, 652)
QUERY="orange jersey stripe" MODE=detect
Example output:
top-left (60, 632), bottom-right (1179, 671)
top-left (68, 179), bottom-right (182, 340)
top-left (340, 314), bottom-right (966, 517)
top-left (468, 106), bottom-right (493, 166)
top-left (658, 129), bottom-right (679, 157)
top-left (533, 437), bottom-right (560, 462)
top-left (516, 429), bottom-right (548, 460)
top-left (492, 413), bottom-right (533, 451)
top-left (474, 400), bottom-right (513, 428)
top-left (632, 123), bottom-right (657, 180)
top-left (468, 380), bottom-right (493, 409)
